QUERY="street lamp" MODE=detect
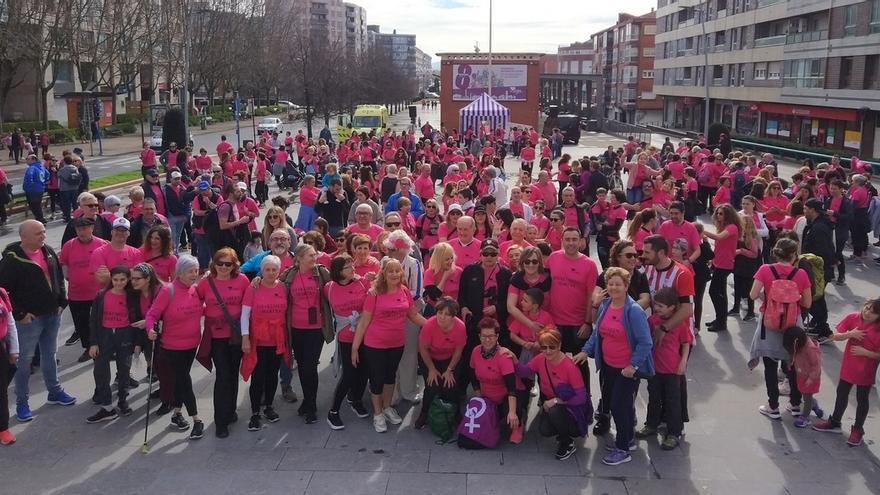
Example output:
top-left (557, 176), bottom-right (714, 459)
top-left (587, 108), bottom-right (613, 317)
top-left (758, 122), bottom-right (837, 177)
top-left (694, 6), bottom-right (711, 137)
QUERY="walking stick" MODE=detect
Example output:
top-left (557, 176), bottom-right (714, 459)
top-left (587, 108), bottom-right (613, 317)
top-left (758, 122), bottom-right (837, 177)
top-left (141, 337), bottom-right (157, 454)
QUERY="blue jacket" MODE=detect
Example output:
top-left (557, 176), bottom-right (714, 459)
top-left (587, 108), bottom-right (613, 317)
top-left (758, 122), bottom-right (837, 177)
top-left (384, 191), bottom-right (424, 218)
top-left (583, 296), bottom-right (654, 376)
top-left (241, 249), bottom-right (294, 277)
top-left (22, 162), bottom-right (48, 193)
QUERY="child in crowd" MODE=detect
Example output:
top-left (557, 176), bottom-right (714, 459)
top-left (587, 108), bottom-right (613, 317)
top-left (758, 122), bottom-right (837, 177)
top-left (781, 326), bottom-right (823, 428)
top-left (812, 298), bottom-right (880, 446)
top-left (508, 288), bottom-right (555, 363)
top-left (637, 287), bottom-right (692, 450)
top-left (125, 186), bottom-right (145, 220)
top-left (243, 231), bottom-right (263, 262)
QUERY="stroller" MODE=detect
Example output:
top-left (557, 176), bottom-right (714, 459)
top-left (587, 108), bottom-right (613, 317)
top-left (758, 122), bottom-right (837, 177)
top-left (283, 159), bottom-right (304, 191)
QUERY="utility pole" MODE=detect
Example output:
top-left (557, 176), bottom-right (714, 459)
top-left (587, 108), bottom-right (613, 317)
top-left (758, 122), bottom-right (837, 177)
top-left (487, 0), bottom-right (493, 97)
top-left (234, 90), bottom-right (241, 148)
top-left (698, 7), bottom-right (711, 136)
top-left (182, 0), bottom-right (192, 147)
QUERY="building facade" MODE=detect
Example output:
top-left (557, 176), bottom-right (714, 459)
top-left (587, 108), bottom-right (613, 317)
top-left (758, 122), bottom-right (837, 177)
top-left (368, 26), bottom-right (428, 96)
top-left (343, 2), bottom-right (368, 55)
top-left (591, 11), bottom-right (661, 125)
top-left (654, 0), bottom-right (880, 157)
top-left (414, 47), bottom-right (433, 93)
top-left (557, 41), bottom-right (595, 75)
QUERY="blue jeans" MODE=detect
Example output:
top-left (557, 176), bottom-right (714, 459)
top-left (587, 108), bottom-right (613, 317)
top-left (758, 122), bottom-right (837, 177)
top-left (194, 232), bottom-right (213, 269)
top-left (279, 361), bottom-right (293, 387)
top-left (625, 186), bottom-right (643, 205)
top-left (14, 313), bottom-right (62, 406)
top-left (60, 190), bottom-right (78, 221)
top-left (168, 215), bottom-right (188, 255)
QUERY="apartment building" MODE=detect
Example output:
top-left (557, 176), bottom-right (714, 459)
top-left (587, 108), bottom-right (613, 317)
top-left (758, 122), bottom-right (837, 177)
top-left (591, 11), bottom-right (661, 124)
top-left (557, 41), bottom-right (595, 75)
top-left (654, 0), bottom-right (880, 157)
top-left (368, 26), bottom-right (429, 95)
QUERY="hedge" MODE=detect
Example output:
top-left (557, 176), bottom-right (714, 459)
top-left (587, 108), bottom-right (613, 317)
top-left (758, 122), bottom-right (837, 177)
top-left (116, 113), bottom-right (148, 125)
top-left (1, 121), bottom-right (63, 132)
top-left (48, 128), bottom-right (79, 143)
top-left (731, 134), bottom-right (878, 162)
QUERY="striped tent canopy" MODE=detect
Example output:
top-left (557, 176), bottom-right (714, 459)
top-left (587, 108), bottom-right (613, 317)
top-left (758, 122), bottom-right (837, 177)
top-left (459, 93), bottom-right (509, 135)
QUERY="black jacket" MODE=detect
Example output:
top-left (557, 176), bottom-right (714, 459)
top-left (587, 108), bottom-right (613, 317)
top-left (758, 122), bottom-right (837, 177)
top-left (163, 183), bottom-right (197, 217)
top-left (458, 262), bottom-right (511, 335)
top-left (315, 190), bottom-right (351, 228)
top-left (61, 214), bottom-right (112, 246)
top-left (140, 179), bottom-right (167, 212)
top-left (802, 216), bottom-right (835, 266)
top-left (0, 241), bottom-right (67, 319)
top-left (823, 196), bottom-right (853, 231)
top-left (127, 214), bottom-right (168, 248)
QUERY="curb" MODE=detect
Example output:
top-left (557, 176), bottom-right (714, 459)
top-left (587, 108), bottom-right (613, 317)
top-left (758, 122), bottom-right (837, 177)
top-left (6, 178), bottom-right (144, 217)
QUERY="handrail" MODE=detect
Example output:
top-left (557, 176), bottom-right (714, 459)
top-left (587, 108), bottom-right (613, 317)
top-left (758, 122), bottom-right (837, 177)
top-left (731, 138), bottom-right (879, 169)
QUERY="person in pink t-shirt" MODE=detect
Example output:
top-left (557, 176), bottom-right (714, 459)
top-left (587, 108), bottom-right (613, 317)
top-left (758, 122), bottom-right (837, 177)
top-left (352, 258), bottom-right (427, 433)
top-left (703, 204), bottom-right (740, 332)
top-left (138, 225), bottom-right (178, 282)
top-left (423, 242), bottom-right (463, 302)
top-left (351, 234), bottom-right (381, 278)
top-left (508, 288), bottom-right (555, 360)
top-left (546, 228), bottom-right (599, 355)
top-left (469, 317), bottom-right (523, 443)
top-left (145, 255), bottom-right (206, 439)
top-left (89, 218), bottom-right (140, 286)
top-left (414, 297), bottom-right (467, 429)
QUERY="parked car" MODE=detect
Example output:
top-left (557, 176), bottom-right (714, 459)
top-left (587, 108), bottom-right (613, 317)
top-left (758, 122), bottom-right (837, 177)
top-left (257, 117), bottom-right (283, 134)
top-left (150, 131), bottom-right (194, 152)
top-left (556, 114), bottom-right (582, 144)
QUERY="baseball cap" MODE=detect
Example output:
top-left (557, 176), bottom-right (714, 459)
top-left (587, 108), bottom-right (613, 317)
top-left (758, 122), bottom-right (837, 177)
top-left (235, 182), bottom-right (248, 191)
top-left (171, 171), bottom-right (182, 179)
top-left (447, 203), bottom-right (463, 214)
top-left (480, 238), bottom-right (499, 251)
top-left (145, 168), bottom-right (159, 177)
top-left (112, 217), bottom-right (131, 230)
top-left (197, 180), bottom-right (211, 191)
top-left (72, 216), bottom-right (95, 228)
top-left (103, 195), bottom-right (122, 208)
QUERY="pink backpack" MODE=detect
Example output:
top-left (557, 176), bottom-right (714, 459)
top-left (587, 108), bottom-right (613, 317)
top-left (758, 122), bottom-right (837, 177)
top-left (763, 266), bottom-right (801, 332)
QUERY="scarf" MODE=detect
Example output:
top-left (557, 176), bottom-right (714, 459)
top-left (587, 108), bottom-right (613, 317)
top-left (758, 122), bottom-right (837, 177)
top-left (480, 344), bottom-right (498, 360)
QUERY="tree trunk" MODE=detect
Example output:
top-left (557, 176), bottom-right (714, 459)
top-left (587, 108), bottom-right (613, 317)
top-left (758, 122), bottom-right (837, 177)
top-left (40, 86), bottom-right (50, 130)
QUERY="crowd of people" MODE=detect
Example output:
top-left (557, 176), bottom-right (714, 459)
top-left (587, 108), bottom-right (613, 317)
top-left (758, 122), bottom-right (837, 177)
top-left (0, 123), bottom-right (877, 467)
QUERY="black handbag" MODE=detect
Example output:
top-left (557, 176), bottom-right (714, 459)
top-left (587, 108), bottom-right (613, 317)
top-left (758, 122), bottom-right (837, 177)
top-left (207, 277), bottom-right (242, 345)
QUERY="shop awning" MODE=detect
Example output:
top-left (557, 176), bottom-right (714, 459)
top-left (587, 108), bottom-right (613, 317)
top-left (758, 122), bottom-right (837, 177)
top-left (755, 103), bottom-right (858, 121)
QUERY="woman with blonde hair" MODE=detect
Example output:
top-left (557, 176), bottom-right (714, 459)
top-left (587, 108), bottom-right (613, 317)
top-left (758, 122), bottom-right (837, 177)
top-left (730, 215), bottom-right (761, 321)
top-left (262, 205), bottom-right (297, 247)
top-left (424, 242), bottom-right (463, 302)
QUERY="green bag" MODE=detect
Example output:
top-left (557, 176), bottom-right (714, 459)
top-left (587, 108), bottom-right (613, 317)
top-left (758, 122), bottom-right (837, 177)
top-left (799, 254), bottom-right (825, 301)
top-left (427, 397), bottom-right (457, 443)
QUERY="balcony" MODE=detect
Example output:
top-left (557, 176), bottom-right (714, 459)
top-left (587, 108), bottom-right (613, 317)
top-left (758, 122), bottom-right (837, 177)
top-left (757, 0), bottom-right (781, 6)
top-left (754, 34), bottom-right (786, 47)
top-left (786, 30), bottom-right (826, 44)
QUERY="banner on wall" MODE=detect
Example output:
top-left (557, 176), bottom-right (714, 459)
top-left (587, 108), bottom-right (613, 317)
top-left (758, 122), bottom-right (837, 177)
top-left (453, 64), bottom-right (528, 101)
top-left (844, 130), bottom-right (861, 149)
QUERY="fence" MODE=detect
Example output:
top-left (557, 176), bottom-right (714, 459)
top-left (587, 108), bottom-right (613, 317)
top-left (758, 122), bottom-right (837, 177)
top-left (601, 120), bottom-right (652, 145)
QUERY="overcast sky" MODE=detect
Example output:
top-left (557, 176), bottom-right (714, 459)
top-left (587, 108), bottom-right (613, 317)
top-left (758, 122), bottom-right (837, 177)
top-left (360, 0), bottom-right (658, 64)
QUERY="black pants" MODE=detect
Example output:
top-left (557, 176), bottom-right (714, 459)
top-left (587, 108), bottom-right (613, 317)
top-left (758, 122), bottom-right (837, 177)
top-left (255, 181), bottom-right (269, 203)
top-left (211, 338), bottom-right (242, 427)
top-left (763, 357), bottom-right (799, 410)
top-left (26, 192), bottom-right (45, 222)
top-left (833, 230), bottom-right (848, 279)
top-left (68, 300), bottom-right (93, 349)
top-left (810, 282), bottom-right (832, 337)
top-left (708, 268), bottom-right (732, 328)
top-left (831, 379), bottom-right (870, 429)
top-left (646, 373), bottom-right (683, 436)
top-left (165, 347), bottom-right (198, 416)
top-left (538, 403), bottom-right (581, 444)
top-left (731, 274), bottom-right (755, 313)
top-left (0, 343), bottom-right (10, 430)
top-left (603, 363), bottom-right (639, 451)
top-left (92, 328), bottom-right (135, 407)
top-left (249, 346), bottom-right (281, 413)
top-left (417, 356), bottom-right (463, 418)
top-left (291, 329), bottom-right (324, 414)
top-left (0, 201), bottom-right (6, 223)
top-left (557, 324), bottom-right (590, 395)
top-left (332, 341), bottom-right (367, 411)
top-left (362, 345), bottom-right (404, 395)
top-left (694, 269), bottom-right (710, 328)
top-left (46, 189), bottom-right (59, 213)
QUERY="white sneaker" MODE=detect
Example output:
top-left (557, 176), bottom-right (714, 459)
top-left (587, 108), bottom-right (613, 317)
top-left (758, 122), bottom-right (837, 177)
top-left (785, 403), bottom-right (801, 417)
top-left (383, 407), bottom-right (402, 425)
top-left (373, 414), bottom-right (387, 433)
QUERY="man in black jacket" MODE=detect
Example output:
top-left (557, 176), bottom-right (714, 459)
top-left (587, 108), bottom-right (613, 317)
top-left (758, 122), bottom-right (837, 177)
top-left (0, 220), bottom-right (76, 422)
top-left (164, 170), bottom-right (197, 254)
top-left (802, 198), bottom-right (835, 339)
top-left (127, 198), bottom-right (168, 248)
top-left (458, 238), bottom-right (511, 351)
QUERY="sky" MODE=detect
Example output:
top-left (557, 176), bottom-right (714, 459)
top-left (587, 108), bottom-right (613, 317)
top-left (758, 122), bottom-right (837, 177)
top-left (360, 0), bottom-right (659, 65)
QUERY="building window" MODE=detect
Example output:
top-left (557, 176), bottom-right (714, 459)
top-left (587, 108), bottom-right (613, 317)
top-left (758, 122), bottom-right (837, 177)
top-left (644, 24), bottom-right (656, 35)
top-left (642, 47), bottom-right (655, 57)
top-left (871, 0), bottom-right (880, 34)
top-left (784, 58), bottom-right (825, 88)
top-left (844, 4), bottom-right (857, 37)
top-left (867, 55), bottom-right (880, 90)
top-left (729, 64), bottom-right (738, 86)
top-left (715, 30), bottom-right (726, 45)
top-left (754, 63), bottom-right (767, 80)
top-left (768, 61), bottom-right (781, 80)
top-left (713, 65), bottom-right (724, 80)
top-left (683, 66), bottom-right (693, 79)
top-left (642, 70), bottom-right (654, 79)
top-left (840, 57), bottom-right (854, 88)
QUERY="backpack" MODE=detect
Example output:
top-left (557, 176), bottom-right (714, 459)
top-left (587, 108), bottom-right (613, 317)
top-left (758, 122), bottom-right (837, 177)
top-left (427, 396), bottom-right (458, 444)
top-left (456, 396), bottom-right (500, 449)
top-left (799, 254), bottom-right (825, 301)
top-left (763, 265), bottom-right (802, 332)
top-left (697, 165), bottom-right (713, 186)
top-left (731, 171), bottom-right (747, 208)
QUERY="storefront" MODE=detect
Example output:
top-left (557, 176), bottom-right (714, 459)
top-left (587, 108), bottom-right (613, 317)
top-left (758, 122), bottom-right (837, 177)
top-left (755, 103), bottom-right (862, 152)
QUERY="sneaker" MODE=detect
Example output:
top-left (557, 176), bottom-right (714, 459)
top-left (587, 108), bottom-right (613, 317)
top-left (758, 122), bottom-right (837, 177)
top-left (707, 322), bottom-right (727, 332)
top-left (263, 406), bottom-right (280, 423)
top-left (555, 439), bottom-right (576, 460)
top-left (0, 429), bottom-right (15, 445)
top-left (847, 426), bottom-right (864, 446)
top-left (117, 401), bottom-right (133, 416)
top-left (15, 404), bottom-right (34, 422)
top-left (64, 333), bottom-right (80, 346)
top-left (835, 276), bottom-right (846, 286)
top-left (216, 424), bottom-right (229, 438)
top-left (383, 407), bottom-right (402, 425)
top-left (759, 404), bottom-right (781, 420)
top-left (231, 412), bottom-right (239, 423)
top-left (327, 410), bottom-right (345, 430)
top-left (602, 448), bottom-right (632, 466)
top-left (778, 380), bottom-right (790, 396)
top-left (155, 403), bottom-right (172, 416)
top-left (743, 312), bottom-right (757, 322)
top-left (509, 424), bottom-right (524, 444)
top-left (46, 389), bottom-right (76, 406)
top-left (592, 415), bottom-right (611, 436)
top-left (811, 419), bottom-right (842, 433)
top-left (304, 411), bottom-right (318, 424)
top-left (785, 404), bottom-right (802, 417)
top-left (77, 350), bottom-right (91, 363)
top-left (350, 401), bottom-right (370, 419)
top-left (605, 439), bottom-right (637, 451)
top-left (170, 413), bottom-right (190, 430)
top-left (373, 414), bottom-right (388, 433)
top-left (794, 416), bottom-right (811, 429)
top-left (635, 425), bottom-right (658, 438)
top-left (86, 408), bottom-right (118, 424)
top-left (726, 308), bottom-right (741, 317)
top-left (811, 401), bottom-right (825, 419)
top-left (189, 420), bottom-right (204, 440)
top-left (661, 435), bottom-right (680, 450)
top-left (248, 414), bottom-right (262, 431)
top-left (281, 385), bottom-right (299, 403)
top-left (126, 376), bottom-right (140, 389)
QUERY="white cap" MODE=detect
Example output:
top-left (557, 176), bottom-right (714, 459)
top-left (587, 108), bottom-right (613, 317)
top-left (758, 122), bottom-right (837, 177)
top-left (447, 203), bottom-right (463, 213)
top-left (235, 182), bottom-right (248, 191)
top-left (171, 171), bottom-right (182, 179)
top-left (112, 217), bottom-right (131, 230)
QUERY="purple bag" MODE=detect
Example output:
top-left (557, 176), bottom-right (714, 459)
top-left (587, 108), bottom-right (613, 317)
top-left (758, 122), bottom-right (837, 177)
top-left (457, 396), bottom-right (501, 449)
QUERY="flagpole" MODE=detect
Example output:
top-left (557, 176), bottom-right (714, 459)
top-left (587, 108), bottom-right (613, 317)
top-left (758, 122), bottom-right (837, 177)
top-left (488, 0), bottom-right (493, 97)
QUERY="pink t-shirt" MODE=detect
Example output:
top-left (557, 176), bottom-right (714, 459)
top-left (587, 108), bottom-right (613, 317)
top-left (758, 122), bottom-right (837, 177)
top-left (753, 263), bottom-right (810, 313)
top-left (196, 274), bottom-right (250, 339)
top-left (363, 285), bottom-right (413, 349)
top-left (89, 243), bottom-right (141, 274)
top-left (530, 216), bottom-right (550, 238)
top-left (414, 175), bottom-right (435, 200)
top-left (452, 238), bottom-right (481, 268)
top-left (139, 251), bottom-right (177, 282)
top-left (527, 353), bottom-right (585, 400)
top-left (419, 316), bottom-right (466, 361)
top-left (24, 247), bottom-right (49, 280)
top-left (666, 161), bottom-right (684, 181)
top-left (761, 196), bottom-right (789, 225)
top-left (353, 257), bottom-right (381, 278)
top-left (144, 280), bottom-right (204, 350)
top-left (424, 265), bottom-right (463, 300)
top-left (546, 251), bottom-right (598, 326)
top-left (288, 271), bottom-right (323, 330)
top-left (509, 309), bottom-right (555, 347)
top-left (657, 220), bottom-right (701, 257)
top-left (60, 237), bottom-right (109, 301)
top-left (545, 228), bottom-right (562, 251)
top-left (438, 222), bottom-right (458, 241)
top-left (836, 312), bottom-right (880, 386)
top-left (711, 224), bottom-right (739, 270)
top-left (648, 314), bottom-right (693, 374)
top-left (325, 279), bottom-right (370, 344)
top-left (633, 227), bottom-right (652, 251)
top-left (244, 282), bottom-right (288, 346)
top-left (349, 223), bottom-right (384, 242)
top-left (599, 305), bottom-right (631, 369)
top-left (469, 346), bottom-right (515, 405)
top-left (101, 291), bottom-right (130, 328)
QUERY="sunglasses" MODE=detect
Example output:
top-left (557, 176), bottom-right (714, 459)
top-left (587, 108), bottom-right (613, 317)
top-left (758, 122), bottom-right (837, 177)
top-left (267, 215), bottom-right (280, 219)
top-left (522, 259), bottom-right (540, 265)
top-left (621, 252), bottom-right (639, 259)
top-left (83, 203), bottom-right (100, 208)
top-left (481, 251), bottom-right (498, 257)
top-left (303, 241), bottom-right (314, 245)
top-left (215, 261), bottom-right (234, 267)
top-left (449, 211), bottom-right (462, 216)
top-left (426, 205), bottom-right (437, 209)
top-left (386, 222), bottom-right (401, 227)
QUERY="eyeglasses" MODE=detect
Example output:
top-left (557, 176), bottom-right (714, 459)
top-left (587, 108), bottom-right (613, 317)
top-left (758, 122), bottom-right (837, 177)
top-left (386, 222), bottom-right (401, 227)
top-left (550, 218), bottom-right (562, 222)
top-left (540, 345), bottom-right (558, 351)
top-left (267, 215), bottom-right (280, 219)
top-left (130, 276), bottom-right (145, 281)
top-left (215, 261), bottom-right (234, 267)
top-left (621, 252), bottom-right (639, 259)
top-left (425, 205), bottom-right (437, 209)
top-left (83, 203), bottom-right (100, 208)
top-left (479, 334), bottom-right (498, 340)
top-left (522, 259), bottom-right (540, 265)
